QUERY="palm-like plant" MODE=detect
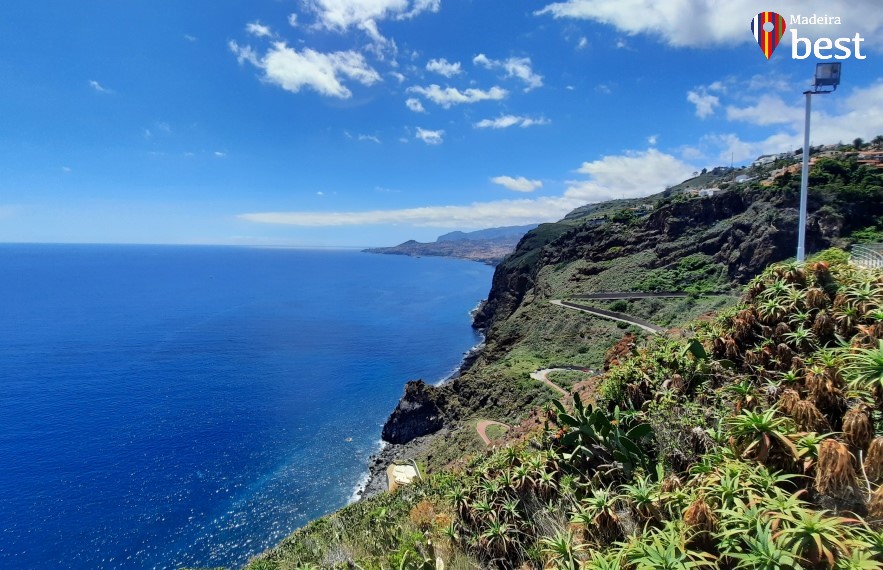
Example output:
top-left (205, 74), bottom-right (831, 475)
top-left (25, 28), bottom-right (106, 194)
top-left (834, 549), bottom-right (883, 569)
top-left (724, 522), bottom-right (802, 570)
top-left (623, 520), bottom-right (715, 569)
top-left (726, 408), bottom-right (798, 469)
top-left (621, 474), bottom-right (661, 521)
top-left (479, 517), bottom-right (520, 560)
top-left (774, 508), bottom-right (859, 566)
top-left (539, 530), bottom-right (585, 570)
top-left (784, 325), bottom-right (818, 353)
top-left (843, 340), bottom-right (883, 404)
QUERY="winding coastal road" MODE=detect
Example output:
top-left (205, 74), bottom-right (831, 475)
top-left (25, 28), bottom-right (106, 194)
top-left (476, 420), bottom-right (509, 445)
top-left (529, 369), bottom-right (571, 397)
top-left (550, 299), bottom-right (664, 334)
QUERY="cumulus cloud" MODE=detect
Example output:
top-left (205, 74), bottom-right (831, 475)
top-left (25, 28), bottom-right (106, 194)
top-left (246, 21), bottom-right (273, 37)
top-left (726, 94), bottom-right (805, 126)
top-left (536, 0), bottom-right (883, 47)
top-left (700, 81), bottom-right (883, 163)
top-left (491, 176), bottom-right (543, 192)
top-left (405, 97), bottom-right (426, 113)
top-left (474, 115), bottom-right (550, 129)
top-left (415, 127), bottom-right (444, 144)
top-left (687, 88), bottom-right (720, 119)
top-left (564, 149), bottom-right (695, 203)
top-left (288, 14), bottom-right (299, 27)
top-left (426, 58), bottom-right (462, 77)
top-left (239, 148), bottom-right (695, 228)
top-left (229, 40), bottom-right (380, 98)
top-left (473, 54), bottom-right (543, 91)
top-left (305, 0), bottom-right (440, 31)
top-left (407, 84), bottom-right (507, 108)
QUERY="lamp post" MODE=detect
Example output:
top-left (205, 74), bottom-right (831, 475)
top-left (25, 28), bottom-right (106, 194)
top-left (797, 62), bottom-right (841, 263)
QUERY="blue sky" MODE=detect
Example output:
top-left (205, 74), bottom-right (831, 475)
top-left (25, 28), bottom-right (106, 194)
top-left (1, 0), bottom-right (881, 246)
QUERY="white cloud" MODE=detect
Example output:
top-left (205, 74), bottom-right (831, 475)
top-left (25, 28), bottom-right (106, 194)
top-left (239, 148), bottom-right (696, 228)
top-left (246, 21), bottom-right (273, 37)
top-left (426, 58), bottom-right (462, 77)
top-left (726, 95), bottom-right (804, 126)
top-left (89, 80), bottom-right (112, 94)
top-left (405, 97), bottom-right (426, 113)
top-left (473, 54), bottom-right (543, 91)
top-left (491, 176), bottom-right (543, 192)
top-left (536, 0), bottom-right (883, 47)
top-left (415, 127), bottom-right (444, 144)
top-left (474, 114), bottom-right (550, 129)
top-left (390, 71), bottom-right (406, 83)
top-left (358, 134), bottom-right (381, 143)
top-left (214, 151), bottom-right (227, 158)
top-left (407, 84), bottom-right (507, 108)
top-left (61, 166), bottom-right (72, 173)
top-left (564, 149), bottom-right (695, 202)
top-left (305, 0), bottom-right (440, 31)
top-left (703, 81), bottom-right (883, 163)
top-left (595, 83), bottom-right (612, 94)
top-left (288, 13), bottom-right (299, 27)
top-left (239, 197), bottom-right (576, 228)
top-left (184, 34), bottom-right (198, 42)
top-left (229, 41), bottom-right (380, 99)
top-left (577, 36), bottom-right (588, 49)
top-left (647, 134), bottom-right (658, 145)
top-left (687, 88), bottom-right (720, 119)
top-left (317, 191), bottom-right (325, 196)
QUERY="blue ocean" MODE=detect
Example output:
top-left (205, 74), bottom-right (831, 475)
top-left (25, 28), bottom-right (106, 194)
top-left (0, 244), bottom-right (493, 569)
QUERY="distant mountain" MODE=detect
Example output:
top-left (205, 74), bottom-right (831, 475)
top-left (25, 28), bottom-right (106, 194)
top-left (435, 224), bottom-right (538, 243)
top-left (364, 224), bottom-right (538, 265)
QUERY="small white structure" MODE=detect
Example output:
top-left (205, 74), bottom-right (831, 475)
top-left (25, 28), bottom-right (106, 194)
top-left (386, 463), bottom-right (419, 492)
top-left (735, 175), bottom-right (752, 183)
top-left (698, 188), bottom-right (716, 197)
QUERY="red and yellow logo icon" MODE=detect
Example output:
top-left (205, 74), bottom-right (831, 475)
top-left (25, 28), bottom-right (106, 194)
top-left (750, 12), bottom-right (787, 59)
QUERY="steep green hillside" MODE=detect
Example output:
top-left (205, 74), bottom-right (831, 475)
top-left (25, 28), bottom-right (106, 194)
top-left (213, 157), bottom-right (883, 570)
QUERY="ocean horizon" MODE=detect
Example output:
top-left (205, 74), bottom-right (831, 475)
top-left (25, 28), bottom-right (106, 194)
top-left (0, 244), bottom-right (493, 569)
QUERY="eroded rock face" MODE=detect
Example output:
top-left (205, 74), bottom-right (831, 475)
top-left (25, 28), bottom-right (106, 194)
top-left (381, 380), bottom-right (445, 444)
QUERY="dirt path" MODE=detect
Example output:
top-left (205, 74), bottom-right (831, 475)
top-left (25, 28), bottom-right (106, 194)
top-left (529, 369), bottom-right (570, 397)
top-left (550, 299), bottom-right (664, 334)
top-left (476, 420), bottom-right (509, 445)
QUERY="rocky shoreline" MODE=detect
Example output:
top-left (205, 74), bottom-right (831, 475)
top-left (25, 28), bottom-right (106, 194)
top-left (355, 338), bottom-right (485, 501)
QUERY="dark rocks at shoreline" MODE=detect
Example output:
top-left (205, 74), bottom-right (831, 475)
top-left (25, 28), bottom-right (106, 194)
top-left (381, 380), bottom-right (445, 445)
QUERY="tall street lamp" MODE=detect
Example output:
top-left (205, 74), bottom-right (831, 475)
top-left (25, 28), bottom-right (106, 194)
top-left (797, 62), bottom-right (841, 262)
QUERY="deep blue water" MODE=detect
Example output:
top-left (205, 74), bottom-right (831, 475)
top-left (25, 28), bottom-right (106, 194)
top-left (0, 245), bottom-right (493, 569)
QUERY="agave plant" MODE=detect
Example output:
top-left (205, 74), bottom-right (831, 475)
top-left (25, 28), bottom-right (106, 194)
top-left (479, 517), bottom-right (521, 560)
top-left (774, 508), bottom-right (859, 566)
top-left (622, 520), bottom-right (715, 569)
top-left (539, 530), bottom-right (585, 570)
top-left (723, 522), bottom-right (802, 570)
top-left (843, 340), bottom-right (883, 405)
top-left (726, 408), bottom-right (798, 470)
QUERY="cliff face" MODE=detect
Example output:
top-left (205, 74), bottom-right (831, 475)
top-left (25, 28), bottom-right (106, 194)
top-left (381, 381), bottom-right (446, 444)
top-left (474, 184), bottom-right (874, 334)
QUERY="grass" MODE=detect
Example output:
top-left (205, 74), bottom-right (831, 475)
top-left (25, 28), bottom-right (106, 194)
top-left (483, 423), bottom-right (508, 441)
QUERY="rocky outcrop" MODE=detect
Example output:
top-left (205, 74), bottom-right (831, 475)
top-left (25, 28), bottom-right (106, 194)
top-left (381, 381), bottom-right (446, 444)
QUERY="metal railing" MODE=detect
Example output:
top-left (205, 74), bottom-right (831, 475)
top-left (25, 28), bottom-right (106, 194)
top-left (851, 244), bottom-right (883, 269)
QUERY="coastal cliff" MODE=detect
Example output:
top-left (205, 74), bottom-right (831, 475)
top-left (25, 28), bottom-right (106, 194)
top-left (244, 155), bottom-right (883, 569)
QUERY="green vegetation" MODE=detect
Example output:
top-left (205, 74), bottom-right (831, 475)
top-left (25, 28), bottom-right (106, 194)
top-left (236, 156), bottom-right (883, 569)
top-left (245, 255), bottom-right (883, 570)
